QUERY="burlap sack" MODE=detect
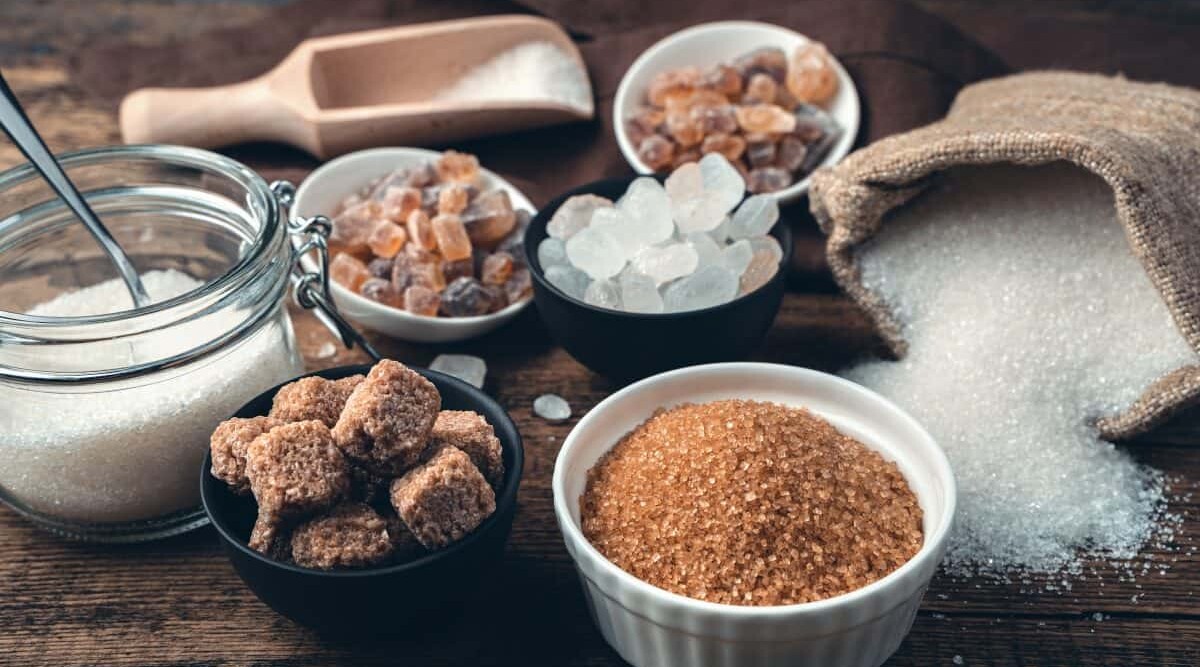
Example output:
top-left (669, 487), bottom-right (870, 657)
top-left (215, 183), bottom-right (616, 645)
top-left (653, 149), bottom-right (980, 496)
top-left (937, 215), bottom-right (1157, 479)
top-left (809, 71), bottom-right (1200, 440)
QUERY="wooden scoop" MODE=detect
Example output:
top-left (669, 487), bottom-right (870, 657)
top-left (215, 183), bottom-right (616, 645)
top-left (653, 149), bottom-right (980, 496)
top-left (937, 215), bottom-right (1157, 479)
top-left (119, 15), bottom-right (593, 159)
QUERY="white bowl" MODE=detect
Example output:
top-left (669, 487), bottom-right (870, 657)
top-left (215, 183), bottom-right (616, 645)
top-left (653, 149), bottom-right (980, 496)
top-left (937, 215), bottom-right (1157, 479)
top-left (614, 21), bottom-right (860, 204)
top-left (292, 147), bottom-right (535, 343)
top-left (552, 362), bottom-right (955, 667)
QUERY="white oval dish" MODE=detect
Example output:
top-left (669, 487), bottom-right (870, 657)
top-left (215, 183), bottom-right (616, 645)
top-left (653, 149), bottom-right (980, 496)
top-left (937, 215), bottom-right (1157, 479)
top-left (613, 21), bottom-right (861, 204)
top-left (292, 147), bottom-right (535, 343)
top-left (552, 362), bottom-right (955, 667)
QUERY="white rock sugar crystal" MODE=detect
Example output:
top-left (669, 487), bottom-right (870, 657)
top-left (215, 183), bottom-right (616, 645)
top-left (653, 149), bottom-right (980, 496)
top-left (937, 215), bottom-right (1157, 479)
top-left (842, 164), bottom-right (1194, 576)
top-left (430, 353), bottom-right (487, 388)
top-left (546, 155), bottom-right (781, 314)
top-left (3, 269), bottom-right (305, 522)
top-left (533, 393), bottom-right (572, 422)
top-left (433, 41), bottom-right (592, 112)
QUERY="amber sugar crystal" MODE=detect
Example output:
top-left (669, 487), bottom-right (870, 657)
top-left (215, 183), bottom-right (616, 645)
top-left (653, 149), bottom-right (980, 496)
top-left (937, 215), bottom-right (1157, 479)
top-left (581, 400), bottom-right (923, 606)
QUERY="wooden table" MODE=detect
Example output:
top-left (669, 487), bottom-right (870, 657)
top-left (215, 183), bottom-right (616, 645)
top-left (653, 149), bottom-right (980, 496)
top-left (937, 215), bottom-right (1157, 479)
top-left (2, 2), bottom-right (1200, 665)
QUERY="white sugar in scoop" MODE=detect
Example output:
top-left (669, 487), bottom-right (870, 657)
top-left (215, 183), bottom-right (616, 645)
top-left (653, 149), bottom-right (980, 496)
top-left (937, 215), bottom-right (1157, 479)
top-left (843, 163), bottom-right (1196, 576)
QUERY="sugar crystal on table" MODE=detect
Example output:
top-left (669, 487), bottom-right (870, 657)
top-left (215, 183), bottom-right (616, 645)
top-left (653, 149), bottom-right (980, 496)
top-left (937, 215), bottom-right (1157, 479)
top-left (429, 354), bottom-right (487, 389)
top-left (533, 394), bottom-right (572, 422)
top-left (843, 164), bottom-right (1195, 576)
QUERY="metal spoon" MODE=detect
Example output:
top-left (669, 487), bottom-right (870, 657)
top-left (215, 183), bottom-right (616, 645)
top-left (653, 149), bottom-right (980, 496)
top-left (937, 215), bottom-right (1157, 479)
top-left (0, 70), bottom-right (150, 308)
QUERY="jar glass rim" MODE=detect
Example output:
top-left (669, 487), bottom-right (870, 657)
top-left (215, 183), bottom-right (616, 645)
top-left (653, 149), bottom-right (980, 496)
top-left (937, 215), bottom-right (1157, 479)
top-left (0, 144), bottom-right (280, 327)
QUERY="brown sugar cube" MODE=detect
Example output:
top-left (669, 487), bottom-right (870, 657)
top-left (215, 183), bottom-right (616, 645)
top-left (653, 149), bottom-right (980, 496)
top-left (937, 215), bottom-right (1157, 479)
top-left (332, 359), bottom-right (441, 475)
top-left (269, 374), bottom-right (365, 428)
top-left (382, 510), bottom-right (426, 563)
top-left (425, 410), bottom-right (505, 489)
top-left (290, 503), bottom-right (395, 570)
top-left (210, 415), bottom-right (282, 494)
top-left (347, 462), bottom-right (391, 505)
top-left (245, 420), bottom-right (351, 554)
top-left (389, 446), bottom-right (496, 550)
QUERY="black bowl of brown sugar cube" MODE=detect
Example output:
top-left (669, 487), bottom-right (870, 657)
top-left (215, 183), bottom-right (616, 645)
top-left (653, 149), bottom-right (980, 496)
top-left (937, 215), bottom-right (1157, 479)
top-left (200, 359), bottom-right (522, 634)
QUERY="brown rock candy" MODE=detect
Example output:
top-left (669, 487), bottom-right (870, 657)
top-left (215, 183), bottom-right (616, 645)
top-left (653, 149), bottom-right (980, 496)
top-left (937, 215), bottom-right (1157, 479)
top-left (269, 374), bottom-right (365, 428)
top-left (503, 267), bottom-right (533, 304)
top-left (389, 446), bottom-right (496, 550)
top-left (480, 252), bottom-right (514, 286)
top-left (461, 189), bottom-right (517, 249)
top-left (380, 186), bottom-right (421, 224)
top-left (646, 66), bottom-right (700, 106)
top-left (245, 420), bottom-right (351, 554)
top-left (366, 220), bottom-right (407, 259)
top-left (701, 64), bottom-right (743, 98)
top-left (406, 209), bottom-right (438, 251)
top-left (359, 277), bottom-right (401, 308)
top-left (403, 285), bottom-right (441, 316)
top-left (637, 135), bottom-right (675, 171)
top-left (733, 46), bottom-right (787, 83)
top-left (435, 150), bottom-right (481, 184)
top-left (786, 42), bottom-right (839, 105)
top-left (332, 360), bottom-right (440, 475)
top-left (431, 214), bottom-right (473, 262)
top-left (747, 166), bottom-right (794, 194)
top-left (700, 133), bottom-right (747, 162)
top-left (735, 104), bottom-right (797, 134)
top-left (440, 276), bottom-right (497, 317)
top-left (210, 415), bottom-right (282, 494)
top-left (291, 503), bottom-right (394, 570)
top-left (441, 257), bottom-right (474, 284)
top-left (437, 183), bottom-right (470, 215)
top-left (742, 73), bottom-right (778, 105)
top-left (330, 252), bottom-right (370, 292)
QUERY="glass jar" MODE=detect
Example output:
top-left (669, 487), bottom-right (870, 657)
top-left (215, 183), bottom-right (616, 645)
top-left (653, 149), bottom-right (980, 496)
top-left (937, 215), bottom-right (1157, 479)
top-left (0, 145), bottom-right (310, 542)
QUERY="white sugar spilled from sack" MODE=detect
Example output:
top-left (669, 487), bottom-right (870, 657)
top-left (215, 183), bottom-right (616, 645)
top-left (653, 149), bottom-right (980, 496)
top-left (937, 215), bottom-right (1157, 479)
top-left (844, 164), bottom-right (1196, 577)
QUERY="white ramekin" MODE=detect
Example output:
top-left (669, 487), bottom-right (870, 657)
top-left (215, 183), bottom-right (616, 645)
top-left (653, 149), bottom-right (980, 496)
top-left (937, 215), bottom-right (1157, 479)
top-left (552, 362), bottom-right (955, 667)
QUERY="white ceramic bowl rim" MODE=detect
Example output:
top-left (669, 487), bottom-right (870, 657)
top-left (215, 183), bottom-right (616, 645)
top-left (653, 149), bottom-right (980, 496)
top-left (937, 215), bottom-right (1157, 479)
top-left (292, 146), bottom-right (535, 328)
top-left (613, 20), bottom-right (861, 203)
top-left (552, 362), bottom-right (956, 619)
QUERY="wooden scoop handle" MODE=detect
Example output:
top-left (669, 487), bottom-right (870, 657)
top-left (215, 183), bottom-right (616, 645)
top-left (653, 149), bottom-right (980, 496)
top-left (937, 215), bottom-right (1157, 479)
top-left (119, 78), bottom-right (305, 151)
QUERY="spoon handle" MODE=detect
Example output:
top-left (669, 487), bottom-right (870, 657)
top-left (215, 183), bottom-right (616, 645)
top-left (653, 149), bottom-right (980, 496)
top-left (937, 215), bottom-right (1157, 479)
top-left (0, 71), bottom-right (150, 308)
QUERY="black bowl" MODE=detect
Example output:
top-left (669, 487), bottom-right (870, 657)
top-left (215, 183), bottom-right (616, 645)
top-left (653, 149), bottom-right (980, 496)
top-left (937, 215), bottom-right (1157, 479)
top-left (525, 176), bottom-right (793, 381)
top-left (200, 364), bottom-right (523, 635)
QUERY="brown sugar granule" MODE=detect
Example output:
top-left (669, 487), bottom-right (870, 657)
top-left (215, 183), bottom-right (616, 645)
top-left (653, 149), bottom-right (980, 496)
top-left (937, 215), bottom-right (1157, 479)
top-left (390, 446), bottom-right (496, 550)
top-left (269, 375), bottom-right (364, 428)
top-left (425, 410), bottom-right (505, 489)
top-left (332, 360), bottom-right (440, 475)
top-left (580, 400), bottom-right (923, 606)
top-left (245, 420), bottom-right (351, 554)
top-left (210, 416), bottom-right (282, 494)
top-left (291, 503), bottom-right (395, 570)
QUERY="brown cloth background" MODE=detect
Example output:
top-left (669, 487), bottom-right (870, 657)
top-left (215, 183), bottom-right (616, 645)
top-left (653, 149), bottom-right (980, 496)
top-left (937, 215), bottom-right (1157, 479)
top-left (69, 0), bottom-right (1200, 281)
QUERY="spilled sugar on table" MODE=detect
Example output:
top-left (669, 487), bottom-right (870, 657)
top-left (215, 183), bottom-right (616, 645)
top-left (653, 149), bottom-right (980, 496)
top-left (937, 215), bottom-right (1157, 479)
top-left (1, 1), bottom-right (1200, 665)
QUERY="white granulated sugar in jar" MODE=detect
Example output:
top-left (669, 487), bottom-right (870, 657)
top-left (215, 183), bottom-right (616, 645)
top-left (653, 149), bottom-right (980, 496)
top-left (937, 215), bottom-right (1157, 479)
top-left (842, 164), bottom-right (1197, 577)
top-left (434, 41), bottom-right (591, 112)
top-left (1, 269), bottom-right (304, 523)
